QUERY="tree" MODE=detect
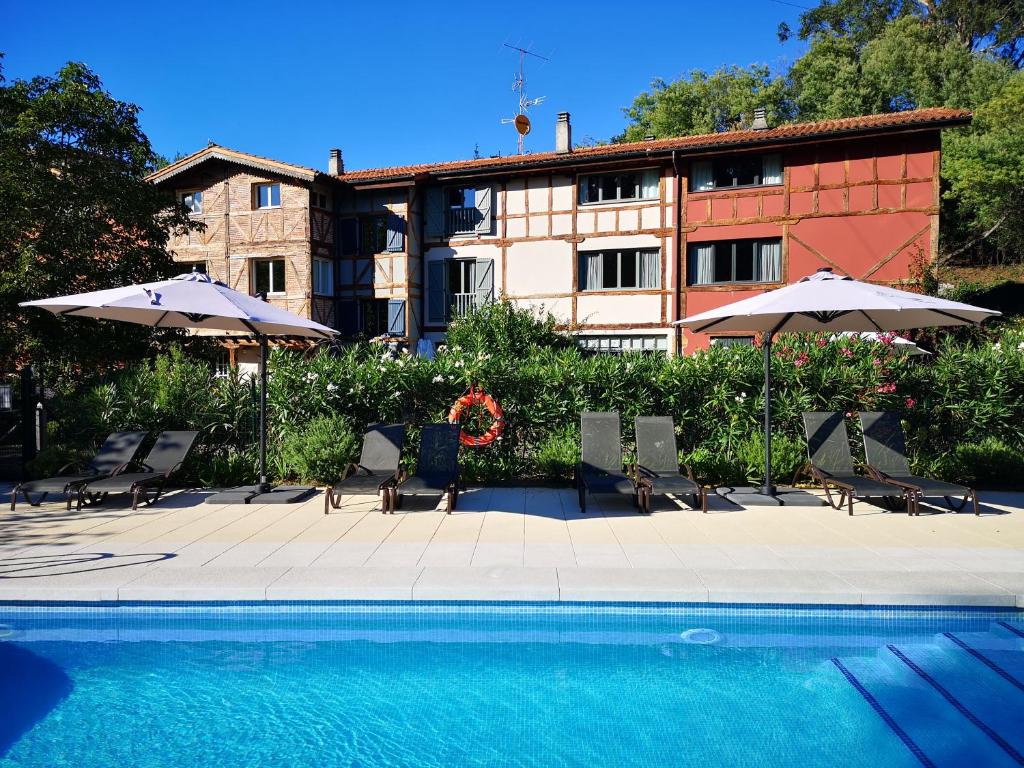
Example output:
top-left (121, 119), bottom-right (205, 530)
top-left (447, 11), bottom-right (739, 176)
top-left (0, 59), bottom-right (199, 369)
top-left (617, 65), bottom-right (794, 142)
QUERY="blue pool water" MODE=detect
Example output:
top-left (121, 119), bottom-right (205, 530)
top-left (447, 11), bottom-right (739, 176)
top-left (1, 603), bottom-right (1023, 767)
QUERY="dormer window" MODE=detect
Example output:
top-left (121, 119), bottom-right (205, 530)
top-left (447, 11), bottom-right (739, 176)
top-left (181, 191), bottom-right (203, 214)
top-left (255, 183), bottom-right (281, 209)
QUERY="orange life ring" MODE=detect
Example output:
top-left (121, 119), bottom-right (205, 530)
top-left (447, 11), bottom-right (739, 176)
top-left (447, 385), bottom-right (505, 447)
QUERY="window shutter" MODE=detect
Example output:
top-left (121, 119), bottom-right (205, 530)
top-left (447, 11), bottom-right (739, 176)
top-left (474, 186), bottom-right (492, 234)
top-left (474, 258), bottom-right (494, 306)
top-left (427, 260), bottom-right (446, 324)
top-left (386, 214), bottom-right (405, 252)
top-left (691, 161), bottom-right (714, 192)
top-left (340, 218), bottom-right (359, 255)
top-left (425, 187), bottom-right (444, 237)
top-left (337, 299), bottom-right (359, 337)
top-left (387, 299), bottom-right (406, 336)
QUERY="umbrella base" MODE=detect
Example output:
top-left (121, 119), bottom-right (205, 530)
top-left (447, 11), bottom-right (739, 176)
top-left (206, 484), bottom-right (317, 504)
top-left (717, 486), bottom-right (825, 508)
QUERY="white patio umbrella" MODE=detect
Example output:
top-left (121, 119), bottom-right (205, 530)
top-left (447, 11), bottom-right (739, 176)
top-left (676, 268), bottom-right (998, 503)
top-left (21, 271), bottom-right (337, 500)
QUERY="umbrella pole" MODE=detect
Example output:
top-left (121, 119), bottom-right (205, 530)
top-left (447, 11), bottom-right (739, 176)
top-left (762, 331), bottom-right (775, 496)
top-left (258, 333), bottom-right (268, 491)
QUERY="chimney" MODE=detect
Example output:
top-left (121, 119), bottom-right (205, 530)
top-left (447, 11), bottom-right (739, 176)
top-left (555, 112), bottom-right (572, 154)
top-left (751, 108), bottom-right (769, 131)
top-left (328, 148), bottom-right (344, 175)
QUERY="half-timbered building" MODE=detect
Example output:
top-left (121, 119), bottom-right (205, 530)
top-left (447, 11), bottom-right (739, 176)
top-left (149, 107), bottom-right (970, 356)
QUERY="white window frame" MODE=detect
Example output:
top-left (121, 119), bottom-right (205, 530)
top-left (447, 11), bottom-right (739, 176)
top-left (253, 258), bottom-right (286, 295)
top-left (313, 258), bottom-right (334, 297)
top-left (255, 183), bottom-right (281, 210)
top-left (579, 248), bottom-right (661, 291)
top-left (579, 169), bottom-right (660, 205)
top-left (180, 190), bottom-right (203, 215)
top-left (690, 153), bottom-right (783, 192)
top-left (577, 334), bottom-right (667, 354)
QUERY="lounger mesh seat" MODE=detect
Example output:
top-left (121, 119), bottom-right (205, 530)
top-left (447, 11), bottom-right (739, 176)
top-left (391, 424), bottom-right (461, 514)
top-left (77, 431), bottom-right (200, 510)
top-left (635, 416), bottom-right (706, 513)
top-left (10, 431), bottom-right (147, 510)
top-left (860, 411), bottom-right (979, 515)
top-left (325, 424), bottom-right (405, 514)
top-left (576, 412), bottom-right (637, 513)
top-left (803, 412), bottom-right (908, 515)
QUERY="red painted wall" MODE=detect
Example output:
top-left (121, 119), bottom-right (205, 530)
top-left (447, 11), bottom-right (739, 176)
top-left (679, 133), bottom-right (939, 352)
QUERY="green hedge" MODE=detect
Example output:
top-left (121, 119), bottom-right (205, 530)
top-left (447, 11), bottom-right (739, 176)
top-left (36, 304), bottom-right (1024, 488)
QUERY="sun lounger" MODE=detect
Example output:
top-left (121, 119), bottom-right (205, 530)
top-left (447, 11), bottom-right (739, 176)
top-left (10, 431), bottom-right (147, 511)
top-left (390, 424), bottom-right (460, 514)
top-left (634, 416), bottom-right (707, 513)
top-left (860, 411), bottom-right (979, 515)
top-left (324, 424), bottom-right (405, 514)
top-left (76, 430), bottom-right (200, 510)
top-left (803, 412), bottom-right (910, 515)
top-left (575, 411), bottom-right (638, 513)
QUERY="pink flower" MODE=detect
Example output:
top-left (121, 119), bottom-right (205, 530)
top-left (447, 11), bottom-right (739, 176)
top-left (872, 358), bottom-right (882, 366)
top-left (905, 397), bottom-right (916, 409)
top-left (816, 338), bottom-right (828, 348)
top-left (793, 352), bottom-right (810, 368)
top-left (841, 348), bottom-right (854, 359)
top-left (876, 382), bottom-right (897, 394)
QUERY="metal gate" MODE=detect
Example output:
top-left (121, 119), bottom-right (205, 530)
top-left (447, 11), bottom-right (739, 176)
top-left (0, 368), bottom-right (42, 481)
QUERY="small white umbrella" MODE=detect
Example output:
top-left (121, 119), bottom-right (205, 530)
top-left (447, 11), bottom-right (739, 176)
top-left (21, 271), bottom-right (337, 495)
top-left (677, 268), bottom-right (999, 500)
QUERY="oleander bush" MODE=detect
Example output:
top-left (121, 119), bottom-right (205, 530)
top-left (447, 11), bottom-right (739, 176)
top-left (36, 303), bottom-right (1024, 488)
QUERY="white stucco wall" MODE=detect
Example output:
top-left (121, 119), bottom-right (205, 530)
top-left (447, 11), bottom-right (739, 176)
top-left (575, 293), bottom-right (663, 325)
top-left (504, 240), bottom-right (574, 296)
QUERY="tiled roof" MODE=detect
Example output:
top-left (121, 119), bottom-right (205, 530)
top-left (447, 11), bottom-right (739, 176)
top-left (338, 108), bottom-right (970, 183)
top-left (147, 144), bottom-right (322, 185)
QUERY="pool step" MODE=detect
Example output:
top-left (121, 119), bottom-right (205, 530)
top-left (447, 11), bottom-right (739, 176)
top-left (830, 630), bottom-right (1024, 768)
top-left (992, 620), bottom-right (1024, 642)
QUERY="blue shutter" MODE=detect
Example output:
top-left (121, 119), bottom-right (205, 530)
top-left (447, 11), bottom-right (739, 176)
top-left (387, 299), bottom-right (406, 336)
top-left (337, 300), bottom-right (359, 337)
top-left (386, 214), bottom-right (405, 252)
top-left (425, 187), bottom-right (444, 237)
top-left (340, 218), bottom-right (359, 255)
top-left (427, 261), bottom-right (446, 324)
top-left (474, 186), bottom-right (492, 234)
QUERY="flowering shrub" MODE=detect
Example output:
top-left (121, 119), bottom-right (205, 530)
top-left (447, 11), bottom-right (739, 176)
top-left (39, 308), bottom-right (1024, 487)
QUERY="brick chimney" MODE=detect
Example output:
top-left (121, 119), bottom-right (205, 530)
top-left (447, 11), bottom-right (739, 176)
top-left (751, 108), bottom-right (769, 131)
top-left (555, 112), bottom-right (572, 154)
top-left (328, 148), bottom-right (344, 175)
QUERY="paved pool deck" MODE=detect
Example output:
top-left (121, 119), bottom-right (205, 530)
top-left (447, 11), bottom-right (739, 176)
top-left (1, 485), bottom-right (1023, 607)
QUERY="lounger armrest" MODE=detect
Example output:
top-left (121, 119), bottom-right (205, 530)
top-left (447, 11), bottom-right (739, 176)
top-left (56, 460), bottom-right (89, 476)
top-left (867, 468), bottom-right (920, 492)
top-left (340, 463), bottom-right (359, 481)
top-left (810, 466), bottom-right (854, 492)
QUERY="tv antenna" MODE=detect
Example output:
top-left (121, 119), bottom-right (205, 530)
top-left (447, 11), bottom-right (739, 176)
top-left (500, 43), bottom-right (548, 155)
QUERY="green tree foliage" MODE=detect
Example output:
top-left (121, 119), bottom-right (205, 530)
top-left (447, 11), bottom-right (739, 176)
top-left (618, 66), bottom-right (794, 142)
top-left (0, 59), bottom-right (198, 368)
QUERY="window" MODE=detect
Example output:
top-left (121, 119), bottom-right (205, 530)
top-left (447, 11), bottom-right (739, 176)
top-left (255, 183), bottom-right (281, 209)
top-left (579, 249), bottom-right (660, 291)
top-left (688, 239), bottom-right (782, 285)
top-left (310, 191), bottom-right (328, 209)
top-left (212, 352), bottom-right (231, 379)
top-left (426, 258), bottom-right (494, 324)
top-left (577, 335), bottom-right (667, 354)
top-left (180, 190), bottom-right (203, 214)
top-left (361, 216), bottom-right (387, 254)
top-left (338, 298), bottom-right (405, 338)
top-left (179, 260), bottom-right (207, 274)
top-left (313, 258), bottom-right (333, 296)
top-left (710, 336), bottom-right (755, 348)
top-left (253, 259), bottom-right (286, 294)
top-left (690, 154), bottom-right (782, 192)
top-left (446, 186), bottom-right (481, 234)
top-left (580, 169), bottom-right (659, 204)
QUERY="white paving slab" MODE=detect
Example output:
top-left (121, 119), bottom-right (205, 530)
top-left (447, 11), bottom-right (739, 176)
top-left (267, 567), bottom-right (422, 600)
top-left (118, 566), bottom-right (288, 601)
top-left (413, 566), bottom-right (558, 600)
top-left (557, 567), bottom-right (708, 602)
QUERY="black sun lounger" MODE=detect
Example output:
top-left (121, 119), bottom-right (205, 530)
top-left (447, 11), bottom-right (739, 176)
top-left (390, 423), bottom-right (460, 514)
top-left (10, 431), bottom-right (147, 511)
top-left (803, 412), bottom-right (910, 516)
top-left (860, 411), bottom-right (979, 516)
top-left (575, 411), bottom-right (638, 514)
top-left (76, 430), bottom-right (200, 511)
top-left (634, 416), bottom-right (707, 514)
top-left (325, 423), bottom-right (405, 514)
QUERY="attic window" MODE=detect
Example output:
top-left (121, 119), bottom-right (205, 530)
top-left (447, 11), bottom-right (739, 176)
top-left (255, 183), bottom-right (281, 209)
top-left (181, 191), bottom-right (203, 214)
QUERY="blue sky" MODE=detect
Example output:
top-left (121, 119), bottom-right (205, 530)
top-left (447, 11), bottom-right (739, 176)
top-left (2, 0), bottom-right (807, 172)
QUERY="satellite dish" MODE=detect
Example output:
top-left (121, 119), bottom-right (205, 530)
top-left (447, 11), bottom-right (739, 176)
top-left (514, 114), bottom-right (531, 136)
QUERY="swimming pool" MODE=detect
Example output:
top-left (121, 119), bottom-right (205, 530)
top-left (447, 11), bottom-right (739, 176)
top-left (1, 603), bottom-right (1022, 767)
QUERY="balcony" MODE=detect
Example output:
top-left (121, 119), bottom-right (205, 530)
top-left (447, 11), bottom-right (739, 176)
top-left (446, 207), bottom-right (480, 235)
top-left (448, 293), bottom-right (477, 320)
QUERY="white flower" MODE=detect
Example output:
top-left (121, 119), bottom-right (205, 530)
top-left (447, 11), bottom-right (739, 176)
top-left (432, 375), bottom-right (444, 384)
top-left (326, 383), bottom-right (338, 393)
top-left (454, 359), bottom-right (464, 368)
top-left (994, 342), bottom-right (1002, 351)
top-left (1018, 342), bottom-right (1024, 351)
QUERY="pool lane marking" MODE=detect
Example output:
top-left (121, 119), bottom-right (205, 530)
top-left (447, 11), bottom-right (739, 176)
top-left (830, 658), bottom-right (936, 768)
top-left (998, 621), bottom-right (1024, 640)
top-left (943, 633), bottom-right (1024, 694)
top-left (887, 645), bottom-right (1024, 765)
